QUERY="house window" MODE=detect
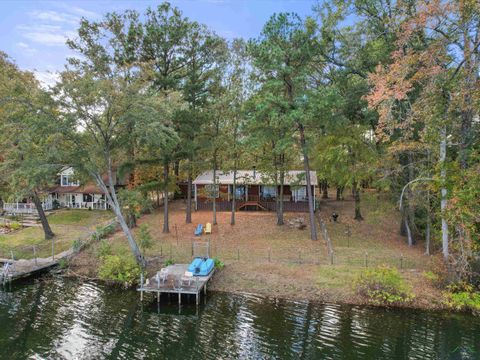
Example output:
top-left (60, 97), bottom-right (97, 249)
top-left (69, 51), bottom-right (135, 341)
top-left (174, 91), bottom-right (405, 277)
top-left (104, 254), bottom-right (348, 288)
top-left (294, 187), bottom-right (307, 201)
top-left (61, 175), bottom-right (79, 187)
top-left (262, 186), bottom-right (276, 199)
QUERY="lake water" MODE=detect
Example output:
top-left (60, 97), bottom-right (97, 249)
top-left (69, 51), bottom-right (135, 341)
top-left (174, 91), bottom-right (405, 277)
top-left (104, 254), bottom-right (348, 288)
top-left (0, 277), bottom-right (479, 359)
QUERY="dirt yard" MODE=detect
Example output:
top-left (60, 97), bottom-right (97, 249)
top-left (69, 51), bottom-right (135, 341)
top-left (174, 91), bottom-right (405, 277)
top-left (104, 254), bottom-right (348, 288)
top-left (71, 190), bottom-right (444, 309)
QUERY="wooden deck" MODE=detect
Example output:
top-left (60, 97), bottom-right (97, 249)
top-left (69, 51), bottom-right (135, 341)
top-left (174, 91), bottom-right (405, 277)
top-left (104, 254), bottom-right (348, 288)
top-left (0, 249), bottom-right (73, 284)
top-left (137, 264), bottom-right (215, 305)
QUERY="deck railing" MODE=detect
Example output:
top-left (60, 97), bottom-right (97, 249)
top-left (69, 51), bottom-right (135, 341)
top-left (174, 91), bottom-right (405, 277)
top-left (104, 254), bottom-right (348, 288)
top-left (2, 202), bottom-right (53, 214)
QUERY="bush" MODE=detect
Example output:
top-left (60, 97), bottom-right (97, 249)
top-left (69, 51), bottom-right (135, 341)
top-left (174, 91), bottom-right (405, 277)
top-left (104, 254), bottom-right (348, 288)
top-left (444, 283), bottom-right (480, 315)
top-left (92, 222), bottom-right (117, 241)
top-left (72, 239), bottom-right (83, 252)
top-left (58, 258), bottom-right (69, 269)
top-left (138, 224), bottom-right (153, 256)
top-left (98, 254), bottom-right (141, 287)
top-left (213, 257), bottom-right (224, 269)
top-left (165, 258), bottom-right (175, 266)
top-left (96, 239), bottom-right (112, 259)
top-left (9, 222), bottom-right (22, 231)
top-left (354, 265), bottom-right (414, 305)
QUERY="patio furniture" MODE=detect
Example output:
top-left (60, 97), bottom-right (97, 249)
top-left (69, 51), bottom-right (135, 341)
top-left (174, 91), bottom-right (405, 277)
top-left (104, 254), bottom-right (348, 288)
top-left (194, 224), bottom-right (203, 236)
top-left (204, 222), bottom-right (212, 234)
top-left (155, 268), bottom-right (168, 285)
top-left (181, 271), bottom-right (194, 287)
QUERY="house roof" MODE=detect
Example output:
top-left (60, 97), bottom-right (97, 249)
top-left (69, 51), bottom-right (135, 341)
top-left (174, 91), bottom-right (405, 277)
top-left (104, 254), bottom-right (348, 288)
top-left (193, 170), bottom-right (318, 186)
top-left (49, 184), bottom-right (105, 195)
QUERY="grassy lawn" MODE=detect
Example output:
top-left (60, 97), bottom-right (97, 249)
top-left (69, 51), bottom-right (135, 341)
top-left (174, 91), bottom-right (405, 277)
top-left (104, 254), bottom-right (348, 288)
top-left (0, 209), bottom-right (114, 259)
top-left (70, 192), bottom-right (440, 306)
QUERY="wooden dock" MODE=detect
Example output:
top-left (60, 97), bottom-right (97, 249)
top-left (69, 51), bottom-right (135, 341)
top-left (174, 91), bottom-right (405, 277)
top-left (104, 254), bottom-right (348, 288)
top-left (0, 249), bottom-right (73, 284)
top-left (137, 264), bottom-right (215, 305)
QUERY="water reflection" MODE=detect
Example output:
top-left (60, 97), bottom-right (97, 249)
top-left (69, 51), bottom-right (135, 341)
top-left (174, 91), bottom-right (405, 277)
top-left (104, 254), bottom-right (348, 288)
top-left (0, 278), bottom-right (479, 359)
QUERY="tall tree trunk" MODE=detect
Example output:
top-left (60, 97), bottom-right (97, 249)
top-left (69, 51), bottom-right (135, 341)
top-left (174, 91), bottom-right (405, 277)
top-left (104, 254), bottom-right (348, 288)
top-left (278, 168), bottom-right (285, 226)
top-left (405, 152), bottom-right (415, 246)
top-left (336, 186), bottom-right (344, 201)
top-left (231, 169), bottom-right (237, 225)
top-left (440, 126), bottom-right (449, 260)
top-left (212, 153), bottom-right (217, 226)
top-left (353, 182), bottom-right (363, 221)
top-left (321, 180), bottom-right (328, 199)
top-left (163, 163), bottom-right (169, 234)
top-left (93, 165), bottom-right (144, 267)
top-left (298, 122), bottom-right (317, 240)
top-left (32, 190), bottom-right (54, 240)
top-left (425, 190), bottom-right (431, 256)
top-left (186, 161), bottom-right (192, 224)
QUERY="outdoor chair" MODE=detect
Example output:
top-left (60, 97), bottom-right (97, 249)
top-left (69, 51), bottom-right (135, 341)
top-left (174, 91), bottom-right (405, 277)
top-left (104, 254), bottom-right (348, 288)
top-left (205, 222), bottom-right (212, 234)
top-left (181, 271), bottom-right (194, 287)
top-left (155, 268), bottom-right (168, 285)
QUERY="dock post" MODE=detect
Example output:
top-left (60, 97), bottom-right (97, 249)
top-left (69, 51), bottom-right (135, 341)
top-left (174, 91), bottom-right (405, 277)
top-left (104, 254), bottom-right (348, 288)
top-left (140, 273), bottom-right (144, 301)
top-left (157, 291), bottom-right (160, 303)
top-left (178, 292), bottom-right (181, 305)
top-left (196, 292), bottom-right (199, 305)
top-left (204, 283), bottom-right (207, 295)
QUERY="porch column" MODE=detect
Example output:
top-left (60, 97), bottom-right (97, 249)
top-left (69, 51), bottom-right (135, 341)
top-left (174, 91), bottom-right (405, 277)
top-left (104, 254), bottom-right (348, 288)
top-left (227, 185), bottom-right (230, 202)
top-left (194, 184), bottom-right (197, 210)
top-left (245, 185), bottom-right (248, 202)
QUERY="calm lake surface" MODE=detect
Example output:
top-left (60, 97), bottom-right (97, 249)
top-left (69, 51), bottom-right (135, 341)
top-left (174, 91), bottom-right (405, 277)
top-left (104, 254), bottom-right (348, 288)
top-left (0, 277), bottom-right (479, 360)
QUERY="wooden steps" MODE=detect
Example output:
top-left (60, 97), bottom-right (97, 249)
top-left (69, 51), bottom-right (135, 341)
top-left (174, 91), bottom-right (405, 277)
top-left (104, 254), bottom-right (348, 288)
top-left (237, 201), bottom-right (267, 211)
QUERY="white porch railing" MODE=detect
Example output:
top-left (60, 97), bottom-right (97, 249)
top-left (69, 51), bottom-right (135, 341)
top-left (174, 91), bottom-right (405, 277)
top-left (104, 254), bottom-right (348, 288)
top-left (60, 201), bottom-right (108, 210)
top-left (2, 202), bottom-right (53, 214)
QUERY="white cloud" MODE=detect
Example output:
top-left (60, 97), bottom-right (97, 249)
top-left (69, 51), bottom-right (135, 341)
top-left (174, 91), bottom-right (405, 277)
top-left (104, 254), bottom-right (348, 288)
top-left (29, 10), bottom-right (79, 24)
top-left (16, 42), bottom-right (37, 56)
top-left (23, 32), bottom-right (68, 46)
top-left (34, 70), bottom-right (60, 89)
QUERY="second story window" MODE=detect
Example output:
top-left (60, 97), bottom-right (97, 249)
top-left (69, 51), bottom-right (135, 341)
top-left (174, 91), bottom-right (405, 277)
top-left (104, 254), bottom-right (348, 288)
top-left (61, 175), bottom-right (79, 187)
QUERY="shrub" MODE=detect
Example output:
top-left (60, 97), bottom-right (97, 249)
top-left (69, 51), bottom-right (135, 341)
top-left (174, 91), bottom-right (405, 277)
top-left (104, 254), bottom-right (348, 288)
top-left (96, 239), bottom-right (112, 259)
top-left (58, 258), bottom-right (69, 269)
top-left (98, 254), bottom-right (141, 287)
top-left (444, 283), bottom-right (480, 315)
top-left (213, 257), bottom-right (224, 269)
top-left (92, 222), bottom-right (117, 241)
top-left (165, 258), bottom-right (175, 266)
top-left (138, 224), bottom-right (153, 256)
top-left (72, 239), bottom-right (83, 252)
top-left (9, 222), bottom-right (22, 231)
top-left (354, 265), bottom-right (414, 305)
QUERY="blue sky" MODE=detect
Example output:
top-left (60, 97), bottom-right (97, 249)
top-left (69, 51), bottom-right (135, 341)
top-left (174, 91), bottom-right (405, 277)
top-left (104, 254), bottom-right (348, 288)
top-left (0, 0), bottom-right (318, 86)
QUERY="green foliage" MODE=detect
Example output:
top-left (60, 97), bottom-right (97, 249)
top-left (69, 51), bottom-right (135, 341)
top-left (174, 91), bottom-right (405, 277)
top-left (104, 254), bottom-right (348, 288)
top-left (96, 239), bottom-right (112, 259)
top-left (92, 223), bottom-right (116, 241)
top-left (443, 283), bottom-right (480, 315)
top-left (9, 222), bottom-right (22, 231)
top-left (213, 257), bottom-right (225, 269)
top-left (118, 189), bottom-right (153, 227)
top-left (58, 258), bottom-right (69, 269)
top-left (423, 271), bottom-right (440, 285)
top-left (354, 265), bottom-right (414, 305)
top-left (138, 224), bottom-right (153, 256)
top-left (72, 239), bottom-right (83, 252)
top-left (98, 254), bottom-right (141, 287)
top-left (164, 258), bottom-right (175, 266)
